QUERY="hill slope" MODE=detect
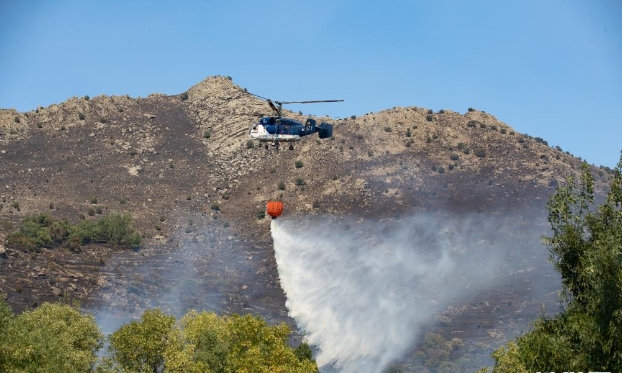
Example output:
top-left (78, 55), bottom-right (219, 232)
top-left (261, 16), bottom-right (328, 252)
top-left (0, 76), bottom-right (614, 360)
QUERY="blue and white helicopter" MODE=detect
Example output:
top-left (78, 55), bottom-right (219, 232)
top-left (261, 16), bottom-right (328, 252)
top-left (246, 92), bottom-right (343, 150)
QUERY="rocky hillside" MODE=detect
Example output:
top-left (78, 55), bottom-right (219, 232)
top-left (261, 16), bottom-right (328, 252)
top-left (0, 75), bottom-right (614, 350)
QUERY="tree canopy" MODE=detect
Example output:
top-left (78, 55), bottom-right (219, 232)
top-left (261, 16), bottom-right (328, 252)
top-left (0, 298), bottom-right (318, 373)
top-left (484, 153), bottom-right (622, 373)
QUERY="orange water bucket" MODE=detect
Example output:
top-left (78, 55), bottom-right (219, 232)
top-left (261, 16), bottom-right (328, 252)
top-left (266, 201), bottom-right (283, 219)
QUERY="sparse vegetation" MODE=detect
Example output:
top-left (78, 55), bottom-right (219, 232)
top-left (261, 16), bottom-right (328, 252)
top-left (99, 118), bottom-right (107, 124)
top-left (474, 148), bottom-right (486, 157)
top-left (278, 182), bottom-right (286, 190)
top-left (256, 209), bottom-right (265, 220)
top-left (384, 126), bottom-right (392, 132)
top-left (78, 113), bottom-right (85, 120)
top-left (90, 197), bottom-right (98, 204)
top-left (14, 116), bottom-right (20, 123)
top-left (246, 140), bottom-right (254, 149)
top-left (295, 160), bottom-right (304, 168)
top-left (426, 114), bottom-right (434, 122)
top-left (406, 128), bottom-right (411, 137)
top-left (468, 107), bottom-right (474, 112)
top-left (180, 91), bottom-right (189, 100)
top-left (295, 178), bottom-right (306, 186)
top-left (5, 212), bottom-right (141, 251)
top-left (210, 202), bottom-right (220, 211)
top-left (450, 153), bottom-right (460, 161)
top-left (203, 130), bottom-right (211, 139)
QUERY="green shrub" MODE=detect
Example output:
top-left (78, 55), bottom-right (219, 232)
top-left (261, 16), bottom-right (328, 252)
top-left (500, 128), bottom-right (507, 134)
top-left (78, 113), bottom-right (85, 120)
top-left (427, 109), bottom-right (433, 114)
top-left (468, 107), bottom-right (474, 112)
top-left (384, 126), bottom-right (392, 132)
top-left (210, 203), bottom-right (220, 211)
top-left (426, 114), bottom-right (434, 122)
top-left (256, 209), bottom-right (265, 220)
top-left (406, 128), bottom-right (412, 137)
top-left (90, 197), bottom-right (98, 204)
top-left (99, 118), bottom-right (107, 124)
top-left (203, 131), bottom-right (211, 139)
top-left (180, 92), bottom-right (189, 101)
top-left (467, 121), bottom-right (476, 127)
top-left (295, 160), bottom-right (303, 168)
top-left (246, 140), bottom-right (254, 149)
top-left (534, 136), bottom-right (548, 145)
top-left (83, 95), bottom-right (90, 100)
top-left (350, 115), bottom-right (356, 119)
top-left (474, 148), bottom-right (486, 157)
top-left (278, 182), bottom-right (285, 191)
top-left (36, 122), bottom-right (43, 128)
top-left (295, 178), bottom-right (305, 186)
top-left (449, 153), bottom-right (459, 161)
top-left (3, 213), bottom-right (132, 251)
top-left (14, 116), bottom-right (20, 123)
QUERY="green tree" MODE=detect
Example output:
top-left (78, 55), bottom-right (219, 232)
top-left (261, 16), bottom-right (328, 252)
top-left (0, 302), bottom-right (103, 373)
top-left (0, 297), bottom-right (14, 368)
top-left (476, 342), bottom-right (527, 373)
top-left (486, 154), bottom-right (622, 372)
top-left (225, 314), bottom-right (317, 373)
top-left (164, 311), bottom-right (318, 373)
top-left (109, 308), bottom-right (175, 373)
top-left (164, 310), bottom-right (230, 373)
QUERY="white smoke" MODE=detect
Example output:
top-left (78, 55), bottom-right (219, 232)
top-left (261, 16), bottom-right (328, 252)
top-left (272, 214), bottom-right (537, 373)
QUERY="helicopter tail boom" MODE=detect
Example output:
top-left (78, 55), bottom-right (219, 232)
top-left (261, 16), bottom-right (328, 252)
top-left (317, 122), bottom-right (333, 139)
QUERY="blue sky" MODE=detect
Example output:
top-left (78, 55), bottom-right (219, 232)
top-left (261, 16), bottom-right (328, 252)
top-left (1, 0), bottom-right (620, 167)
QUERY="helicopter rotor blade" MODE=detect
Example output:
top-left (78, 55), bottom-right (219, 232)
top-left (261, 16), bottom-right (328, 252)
top-left (277, 100), bottom-right (344, 105)
top-left (267, 99), bottom-right (280, 115)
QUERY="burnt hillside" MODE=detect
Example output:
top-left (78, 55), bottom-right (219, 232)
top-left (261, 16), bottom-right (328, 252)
top-left (0, 76), bottom-right (613, 356)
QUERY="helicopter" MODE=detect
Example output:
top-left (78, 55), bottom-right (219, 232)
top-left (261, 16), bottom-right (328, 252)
top-left (244, 91), bottom-right (343, 150)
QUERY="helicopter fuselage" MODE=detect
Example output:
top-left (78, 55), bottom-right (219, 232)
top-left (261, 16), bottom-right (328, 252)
top-left (249, 117), bottom-right (318, 143)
